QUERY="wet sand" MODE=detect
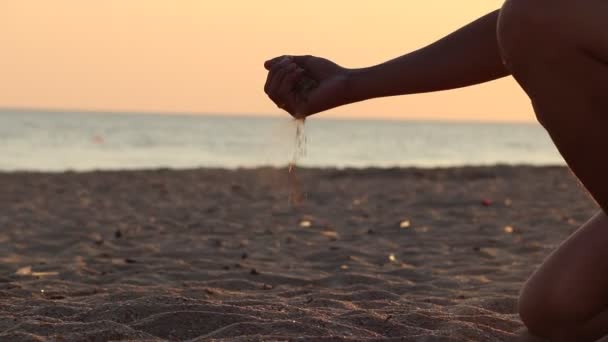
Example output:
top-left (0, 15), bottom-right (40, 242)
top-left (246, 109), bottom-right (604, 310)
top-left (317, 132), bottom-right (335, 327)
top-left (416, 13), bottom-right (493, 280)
top-left (0, 166), bottom-right (596, 341)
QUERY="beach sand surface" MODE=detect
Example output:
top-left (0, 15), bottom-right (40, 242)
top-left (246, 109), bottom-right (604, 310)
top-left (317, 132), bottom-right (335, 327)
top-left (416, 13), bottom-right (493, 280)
top-left (0, 166), bottom-right (597, 341)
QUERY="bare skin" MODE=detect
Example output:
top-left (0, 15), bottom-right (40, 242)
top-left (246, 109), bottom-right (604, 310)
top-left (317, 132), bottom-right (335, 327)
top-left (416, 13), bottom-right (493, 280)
top-left (499, 0), bottom-right (608, 340)
top-left (263, 11), bottom-right (508, 117)
top-left (264, 1), bottom-right (608, 341)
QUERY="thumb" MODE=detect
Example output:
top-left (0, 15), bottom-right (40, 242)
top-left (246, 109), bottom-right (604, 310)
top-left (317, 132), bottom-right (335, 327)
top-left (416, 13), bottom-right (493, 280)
top-left (264, 59), bottom-right (275, 70)
top-left (264, 55), bottom-right (293, 70)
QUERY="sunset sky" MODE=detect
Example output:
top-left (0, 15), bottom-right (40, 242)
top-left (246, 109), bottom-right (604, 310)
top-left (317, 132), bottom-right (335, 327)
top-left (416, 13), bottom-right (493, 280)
top-left (1, 1), bottom-right (535, 122)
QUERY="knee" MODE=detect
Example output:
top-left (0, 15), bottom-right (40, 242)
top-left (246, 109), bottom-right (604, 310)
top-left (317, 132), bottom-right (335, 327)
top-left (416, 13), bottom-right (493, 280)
top-left (518, 277), bottom-right (581, 341)
top-left (497, 0), bottom-right (567, 74)
top-left (518, 282), bottom-right (558, 339)
top-left (497, 0), bottom-right (580, 128)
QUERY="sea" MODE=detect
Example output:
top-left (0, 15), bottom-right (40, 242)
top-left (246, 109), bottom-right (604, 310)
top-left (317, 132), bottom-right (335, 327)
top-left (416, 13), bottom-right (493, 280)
top-left (0, 110), bottom-right (564, 172)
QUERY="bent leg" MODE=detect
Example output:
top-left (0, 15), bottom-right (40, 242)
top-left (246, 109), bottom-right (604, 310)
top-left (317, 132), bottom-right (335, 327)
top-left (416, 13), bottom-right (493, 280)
top-left (498, 0), bottom-right (608, 340)
top-left (519, 212), bottom-right (608, 341)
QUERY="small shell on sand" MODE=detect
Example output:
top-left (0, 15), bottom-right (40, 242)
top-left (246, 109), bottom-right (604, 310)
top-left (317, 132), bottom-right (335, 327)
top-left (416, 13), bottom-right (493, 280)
top-left (388, 253), bottom-right (397, 262)
top-left (299, 220), bottom-right (312, 228)
top-left (321, 231), bottom-right (339, 240)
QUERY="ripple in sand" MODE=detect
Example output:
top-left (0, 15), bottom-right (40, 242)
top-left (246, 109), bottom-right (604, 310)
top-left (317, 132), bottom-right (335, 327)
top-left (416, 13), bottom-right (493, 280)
top-left (131, 311), bottom-right (261, 340)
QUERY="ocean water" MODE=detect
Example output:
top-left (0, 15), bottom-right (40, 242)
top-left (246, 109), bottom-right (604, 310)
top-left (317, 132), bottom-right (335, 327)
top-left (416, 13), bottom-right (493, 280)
top-left (0, 110), bottom-right (564, 172)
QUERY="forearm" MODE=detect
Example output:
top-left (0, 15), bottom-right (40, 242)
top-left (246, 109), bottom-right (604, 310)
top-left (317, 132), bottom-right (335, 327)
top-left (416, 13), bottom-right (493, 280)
top-left (347, 10), bottom-right (509, 103)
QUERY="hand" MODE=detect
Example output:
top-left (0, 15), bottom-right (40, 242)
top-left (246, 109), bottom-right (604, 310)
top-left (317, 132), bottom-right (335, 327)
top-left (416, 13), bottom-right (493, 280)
top-left (264, 55), bottom-right (350, 118)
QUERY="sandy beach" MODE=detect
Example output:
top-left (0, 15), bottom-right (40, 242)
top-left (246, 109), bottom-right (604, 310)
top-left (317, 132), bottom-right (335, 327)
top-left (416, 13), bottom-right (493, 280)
top-left (0, 166), bottom-right (597, 341)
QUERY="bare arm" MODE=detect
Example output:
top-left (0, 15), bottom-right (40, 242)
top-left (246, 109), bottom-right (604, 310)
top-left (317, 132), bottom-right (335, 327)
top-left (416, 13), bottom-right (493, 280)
top-left (264, 10), bottom-right (510, 117)
top-left (347, 10), bottom-right (509, 103)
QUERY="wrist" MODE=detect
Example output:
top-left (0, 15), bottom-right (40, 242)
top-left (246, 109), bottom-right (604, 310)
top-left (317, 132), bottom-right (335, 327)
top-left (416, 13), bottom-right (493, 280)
top-left (343, 67), bottom-right (374, 104)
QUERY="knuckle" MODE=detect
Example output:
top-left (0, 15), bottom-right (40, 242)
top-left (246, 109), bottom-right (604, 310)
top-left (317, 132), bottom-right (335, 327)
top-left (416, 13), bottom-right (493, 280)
top-left (271, 59), bottom-right (289, 72)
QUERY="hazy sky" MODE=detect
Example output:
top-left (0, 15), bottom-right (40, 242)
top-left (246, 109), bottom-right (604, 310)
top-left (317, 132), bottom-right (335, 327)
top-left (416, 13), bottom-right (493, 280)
top-left (1, 1), bottom-right (535, 122)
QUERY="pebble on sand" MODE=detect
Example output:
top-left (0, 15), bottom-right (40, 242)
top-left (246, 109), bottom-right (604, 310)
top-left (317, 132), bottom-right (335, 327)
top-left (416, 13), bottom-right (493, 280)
top-left (299, 220), bottom-right (312, 228)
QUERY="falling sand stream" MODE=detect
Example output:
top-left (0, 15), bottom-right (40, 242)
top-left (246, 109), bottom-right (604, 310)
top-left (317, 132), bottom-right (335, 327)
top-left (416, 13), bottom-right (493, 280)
top-left (288, 118), bottom-right (306, 206)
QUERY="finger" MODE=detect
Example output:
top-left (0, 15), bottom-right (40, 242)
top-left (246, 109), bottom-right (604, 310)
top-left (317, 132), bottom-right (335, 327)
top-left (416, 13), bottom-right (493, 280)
top-left (264, 55), bottom-right (292, 70)
top-left (278, 68), bottom-right (305, 99)
top-left (264, 59), bottom-right (293, 95)
top-left (269, 57), bottom-right (292, 74)
top-left (264, 57), bottom-right (283, 70)
top-left (278, 69), bottom-right (305, 114)
top-left (264, 66), bottom-right (274, 95)
top-left (264, 56), bottom-right (284, 70)
top-left (267, 63), bottom-right (297, 101)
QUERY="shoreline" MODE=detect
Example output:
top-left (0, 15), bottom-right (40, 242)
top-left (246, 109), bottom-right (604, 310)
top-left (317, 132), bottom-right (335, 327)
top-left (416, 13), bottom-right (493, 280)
top-left (0, 164), bottom-right (569, 175)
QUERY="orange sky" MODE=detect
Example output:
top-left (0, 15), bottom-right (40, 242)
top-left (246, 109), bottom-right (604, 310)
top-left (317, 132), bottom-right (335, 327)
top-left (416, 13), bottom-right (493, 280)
top-left (0, 1), bottom-right (535, 122)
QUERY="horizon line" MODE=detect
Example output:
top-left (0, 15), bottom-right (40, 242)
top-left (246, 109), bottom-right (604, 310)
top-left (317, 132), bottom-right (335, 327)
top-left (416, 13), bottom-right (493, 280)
top-left (0, 106), bottom-right (537, 125)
